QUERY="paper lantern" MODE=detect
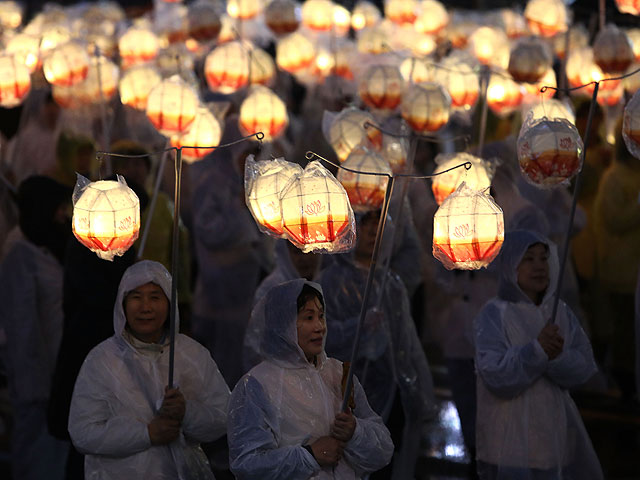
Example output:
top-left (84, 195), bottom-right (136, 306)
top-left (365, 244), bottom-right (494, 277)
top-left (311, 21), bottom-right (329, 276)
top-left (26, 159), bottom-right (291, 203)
top-left (38, 24), bottom-right (72, 55)
top-left (5, 33), bottom-right (41, 73)
top-left (301, 0), bottom-right (333, 31)
top-left (265, 0), bottom-right (299, 35)
top-left (119, 64), bottom-right (162, 110)
top-left (337, 147), bottom-right (391, 212)
top-left (524, 0), bottom-right (567, 38)
top-left (517, 118), bottom-right (583, 187)
top-left (0, 1), bottom-right (22, 30)
top-left (42, 41), bottom-right (90, 87)
top-left (385, 0), bottom-right (417, 25)
top-left (446, 16), bottom-right (476, 49)
top-left (76, 56), bottom-right (119, 105)
top-left (329, 107), bottom-right (382, 162)
top-left (522, 99), bottom-right (575, 125)
top-left (508, 37), bottom-right (552, 84)
top-left (357, 26), bottom-right (392, 55)
top-left (359, 64), bottom-right (403, 111)
top-left (401, 83), bottom-right (452, 134)
top-left (0, 54), bottom-right (30, 108)
top-left (204, 41), bottom-right (250, 94)
top-left (249, 47), bottom-right (276, 86)
top-left (433, 183), bottom-right (504, 271)
top-left (392, 26), bottom-right (437, 56)
top-left (381, 133), bottom-right (408, 173)
top-left (118, 27), bottom-right (159, 68)
top-left (400, 57), bottom-right (435, 84)
top-left (146, 76), bottom-right (199, 137)
top-left (280, 160), bottom-right (355, 253)
top-left (332, 5), bottom-right (351, 37)
top-left (623, 90), bottom-right (640, 159)
top-left (552, 25), bottom-right (588, 60)
top-left (276, 32), bottom-right (315, 73)
top-left (434, 53), bottom-right (480, 112)
top-left (188, 2), bottom-right (221, 41)
top-left (227, 0), bottom-right (262, 19)
top-left (239, 86), bottom-right (289, 141)
top-left (171, 107), bottom-right (223, 162)
top-left (593, 25), bottom-right (634, 74)
top-left (351, 1), bottom-right (381, 31)
top-left (245, 155), bottom-right (303, 236)
top-left (414, 0), bottom-right (448, 35)
top-left (72, 175), bottom-right (140, 261)
top-left (431, 153), bottom-right (492, 205)
top-left (626, 29), bottom-right (640, 61)
top-left (468, 26), bottom-right (510, 68)
top-left (615, 0), bottom-right (640, 15)
top-left (497, 8), bottom-right (528, 39)
top-left (522, 68), bottom-right (556, 102)
top-left (334, 42), bottom-right (356, 80)
top-left (486, 70), bottom-right (524, 116)
top-left (623, 62), bottom-right (640, 94)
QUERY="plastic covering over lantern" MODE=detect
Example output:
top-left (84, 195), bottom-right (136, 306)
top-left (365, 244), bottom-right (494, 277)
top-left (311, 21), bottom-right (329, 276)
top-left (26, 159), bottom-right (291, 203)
top-left (0, 54), bottom-right (31, 108)
top-left (280, 161), bottom-right (355, 253)
top-left (433, 183), bottom-right (504, 270)
top-left (401, 83), bottom-right (452, 134)
top-left (414, 0), bottom-right (449, 34)
top-left (327, 107), bottom-right (382, 162)
top-left (623, 90), bottom-right (640, 159)
top-left (119, 64), bottom-right (162, 110)
top-left (434, 53), bottom-right (479, 112)
top-left (337, 147), bottom-right (391, 212)
top-left (431, 153), bottom-right (492, 205)
top-left (205, 41), bottom-right (251, 94)
top-left (118, 27), bottom-right (159, 68)
top-left (615, 0), bottom-right (640, 16)
top-left (265, 0), bottom-right (299, 35)
top-left (239, 86), bottom-right (289, 141)
top-left (245, 155), bottom-right (303, 237)
top-left (524, 0), bottom-right (568, 37)
top-left (517, 118), bottom-right (584, 187)
top-left (351, 1), bottom-right (380, 31)
top-left (593, 24), bottom-right (635, 74)
top-left (359, 64), bottom-right (403, 111)
top-left (42, 41), bottom-right (90, 87)
top-left (508, 37), bottom-right (553, 83)
top-left (146, 75), bottom-right (199, 137)
top-left (522, 99), bottom-right (576, 125)
top-left (276, 32), bottom-right (315, 74)
top-left (486, 70), bottom-right (524, 116)
top-left (171, 107), bottom-right (223, 163)
top-left (72, 175), bottom-right (140, 261)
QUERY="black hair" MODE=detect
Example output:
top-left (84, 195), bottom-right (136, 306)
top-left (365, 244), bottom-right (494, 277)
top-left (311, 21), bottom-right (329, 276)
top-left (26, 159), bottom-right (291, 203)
top-left (296, 283), bottom-right (324, 312)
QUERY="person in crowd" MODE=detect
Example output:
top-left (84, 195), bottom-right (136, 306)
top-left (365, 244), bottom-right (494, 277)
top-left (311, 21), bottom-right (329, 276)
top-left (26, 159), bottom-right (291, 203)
top-left (0, 176), bottom-right (71, 480)
top-left (68, 260), bottom-right (230, 479)
top-left (474, 230), bottom-right (602, 479)
top-left (228, 279), bottom-right (393, 479)
top-left (52, 131), bottom-right (96, 188)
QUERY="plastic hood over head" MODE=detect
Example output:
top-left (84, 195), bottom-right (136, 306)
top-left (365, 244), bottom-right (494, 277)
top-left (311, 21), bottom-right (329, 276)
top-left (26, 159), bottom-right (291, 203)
top-left (113, 260), bottom-right (175, 340)
top-left (255, 278), bottom-right (325, 368)
top-left (497, 230), bottom-right (559, 305)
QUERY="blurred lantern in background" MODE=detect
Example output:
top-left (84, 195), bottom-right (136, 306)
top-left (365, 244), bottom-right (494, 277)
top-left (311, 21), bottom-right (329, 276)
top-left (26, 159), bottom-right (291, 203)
top-left (400, 56), bottom-right (435, 84)
top-left (334, 42), bottom-right (356, 80)
top-left (468, 26), bottom-right (510, 68)
top-left (0, 54), bottom-right (31, 108)
top-left (626, 29), bottom-right (640, 60)
top-left (301, 0), bottom-right (333, 32)
top-left (239, 86), bottom-right (289, 141)
top-left (171, 106), bottom-right (223, 162)
top-left (434, 53), bottom-right (480, 112)
top-left (381, 132), bottom-right (408, 173)
top-left (5, 33), bottom-right (41, 73)
top-left (146, 75), bottom-right (199, 137)
top-left (227, 0), bottom-right (262, 20)
top-left (358, 64), bottom-right (403, 112)
top-left (431, 153), bottom-right (492, 205)
top-left (552, 25), bottom-right (589, 60)
top-left (249, 47), bottom-right (276, 86)
top-left (43, 41), bottom-right (90, 87)
top-left (433, 183), bottom-right (504, 270)
top-left (264, 0), bottom-right (299, 35)
top-left (337, 147), bottom-right (391, 212)
top-left (276, 32), bottom-right (315, 73)
top-left (497, 8), bottom-right (528, 39)
top-left (597, 82), bottom-right (624, 107)
top-left (119, 64), bottom-right (162, 110)
top-left (351, 1), bottom-right (380, 31)
top-left (486, 70), bottom-right (524, 116)
top-left (204, 41), bottom-right (250, 94)
top-left (329, 107), bottom-right (382, 162)
top-left (76, 55), bottom-right (119, 105)
top-left (522, 68), bottom-right (557, 102)
top-left (508, 37), bottom-right (553, 84)
top-left (357, 25), bottom-right (392, 55)
top-left (37, 24), bottom-right (72, 55)
top-left (72, 175), bottom-right (140, 261)
top-left (156, 44), bottom-right (194, 78)
top-left (517, 117), bottom-right (583, 187)
top-left (385, 0), bottom-right (418, 25)
top-left (401, 82), bottom-right (452, 134)
top-left (0, 1), bottom-right (22, 30)
top-left (188, 2), bottom-right (221, 41)
top-left (623, 90), bottom-right (640, 158)
top-left (118, 27), bottom-right (159, 69)
top-left (524, 0), bottom-right (568, 37)
top-left (414, 0), bottom-right (449, 35)
top-left (280, 161), bottom-right (355, 253)
top-left (593, 24), bottom-right (634, 74)
top-left (332, 4), bottom-right (351, 36)
top-left (623, 62), bottom-right (640, 94)
top-left (245, 155), bottom-right (303, 236)
top-left (615, 0), bottom-right (640, 16)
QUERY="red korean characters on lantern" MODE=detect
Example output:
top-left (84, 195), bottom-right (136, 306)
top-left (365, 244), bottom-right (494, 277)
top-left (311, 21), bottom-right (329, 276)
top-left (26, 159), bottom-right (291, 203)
top-left (401, 82), bottom-right (452, 134)
top-left (337, 147), bottom-right (391, 212)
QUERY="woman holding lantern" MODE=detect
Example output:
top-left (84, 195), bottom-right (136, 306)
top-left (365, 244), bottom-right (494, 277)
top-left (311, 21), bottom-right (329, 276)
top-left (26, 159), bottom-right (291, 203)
top-left (67, 261), bottom-right (230, 479)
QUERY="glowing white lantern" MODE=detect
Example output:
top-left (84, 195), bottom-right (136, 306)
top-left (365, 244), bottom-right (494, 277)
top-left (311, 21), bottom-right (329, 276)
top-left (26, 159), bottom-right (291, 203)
top-left (334, 42), bottom-right (356, 80)
top-left (487, 70), bottom-right (524, 116)
top-left (385, 0), bottom-right (418, 25)
top-left (301, 0), bottom-right (333, 31)
top-left (249, 47), bottom-right (277, 86)
top-left (468, 26), bottom-right (510, 68)
top-left (281, 160), bottom-right (355, 253)
top-left (524, 0), bottom-right (568, 38)
top-left (276, 32), bottom-right (315, 73)
top-left (239, 86), bottom-right (289, 141)
top-left (118, 27), bottom-right (159, 68)
top-left (227, 0), bottom-right (262, 19)
top-left (431, 153), bottom-right (492, 205)
top-left (521, 99), bottom-right (575, 125)
top-left (77, 56), bottom-right (119, 105)
top-left (414, 0), bottom-right (449, 35)
top-left (351, 1), bottom-right (381, 31)
top-left (391, 26), bottom-right (437, 56)
top-left (357, 26), bottom-right (392, 55)
top-left (265, 0), bottom-right (299, 35)
top-left (38, 24), bottom-right (72, 55)
top-left (508, 37), bottom-right (553, 84)
top-left (434, 53), bottom-right (480, 112)
top-left (42, 41), bottom-right (89, 87)
top-left (359, 64), bottom-right (403, 111)
top-left (381, 133), bottom-right (408, 173)
top-left (329, 107), bottom-right (382, 162)
top-left (188, 2), bottom-right (221, 41)
top-left (623, 90), bottom-right (640, 159)
top-left (401, 82), bottom-right (452, 134)
top-left (400, 57), bottom-right (435, 84)
top-left (245, 155), bottom-right (303, 236)
top-left (337, 147), bottom-right (391, 213)
top-left (517, 118), bottom-right (583, 187)
top-left (0, 55), bottom-right (30, 108)
top-left (497, 8), bottom-right (528, 39)
top-left (72, 175), bottom-right (140, 261)
top-left (204, 41), bottom-right (250, 94)
top-left (433, 183), bottom-right (504, 270)
top-left (119, 65), bottom-right (162, 111)
top-left (0, 1), bottom-right (22, 30)
top-left (615, 0), bottom-right (640, 16)
top-left (171, 107), bottom-right (223, 162)
top-left (623, 62), bottom-right (640, 94)
top-left (5, 33), bottom-right (41, 73)
top-left (332, 4), bottom-right (351, 36)
top-left (593, 25), bottom-right (634, 74)
top-left (146, 76), bottom-right (199, 137)
top-left (552, 25), bottom-right (588, 60)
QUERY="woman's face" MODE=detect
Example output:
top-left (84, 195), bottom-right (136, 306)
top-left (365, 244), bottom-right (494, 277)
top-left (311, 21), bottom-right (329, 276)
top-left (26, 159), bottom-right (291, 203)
top-left (124, 282), bottom-right (169, 343)
top-left (517, 243), bottom-right (550, 304)
top-left (296, 296), bottom-right (326, 362)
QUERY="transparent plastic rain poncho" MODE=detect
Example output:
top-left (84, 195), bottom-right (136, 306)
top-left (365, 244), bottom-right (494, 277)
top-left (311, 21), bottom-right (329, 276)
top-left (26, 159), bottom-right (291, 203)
top-left (474, 231), bottom-right (603, 480)
top-left (68, 261), bottom-right (231, 480)
top-left (622, 89), bottom-right (640, 160)
top-left (228, 279), bottom-right (393, 480)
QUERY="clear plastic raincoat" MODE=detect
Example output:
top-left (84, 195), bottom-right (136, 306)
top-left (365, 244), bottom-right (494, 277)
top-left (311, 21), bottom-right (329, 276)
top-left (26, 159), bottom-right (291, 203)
top-left (474, 230), bottom-right (602, 479)
top-left (228, 279), bottom-right (394, 479)
top-left (68, 261), bottom-right (230, 480)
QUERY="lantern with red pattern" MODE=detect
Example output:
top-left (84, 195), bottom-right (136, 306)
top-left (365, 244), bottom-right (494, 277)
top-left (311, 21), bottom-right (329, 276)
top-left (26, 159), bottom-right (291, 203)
top-left (171, 107), bottom-right (223, 163)
top-left (359, 64), bottom-right (403, 112)
top-left (615, 0), bottom-right (640, 15)
top-left (434, 53), bottom-right (479, 112)
top-left (431, 153), bottom-right (492, 205)
top-left (119, 64), bottom-right (162, 110)
top-left (265, 0), bottom-right (299, 35)
top-left (276, 32), bottom-right (315, 74)
top-left (118, 27), bottom-right (159, 68)
top-left (0, 54), bottom-right (31, 108)
top-left (328, 107), bottom-right (382, 162)
top-left (593, 25), bottom-right (635, 74)
top-left (205, 41), bottom-right (251, 94)
top-left (146, 75), bottom-right (199, 137)
top-left (508, 37), bottom-right (553, 84)
top-left (401, 82), bottom-right (451, 134)
top-left (524, 0), bottom-right (568, 38)
top-left (486, 70), bottom-right (524, 116)
top-left (385, 0), bottom-right (418, 25)
top-left (337, 147), bottom-right (391, 212)
top-left (239, 86), bottom-right (289, 141)
top-left (42, 41), bottom-right (89, 87)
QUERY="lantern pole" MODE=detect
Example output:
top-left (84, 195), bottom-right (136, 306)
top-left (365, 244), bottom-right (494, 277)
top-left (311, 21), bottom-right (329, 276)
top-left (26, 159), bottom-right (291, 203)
top-left (94, 45), bottom-right (112, 175)
top-left (558, 28), bottom-right (570, 98)
top-left (477, 64), bottom-right (491, 155)
top-left (168, 147), bottom-right (182, 388)
top-left (137, 146), bottom-right (169, 259)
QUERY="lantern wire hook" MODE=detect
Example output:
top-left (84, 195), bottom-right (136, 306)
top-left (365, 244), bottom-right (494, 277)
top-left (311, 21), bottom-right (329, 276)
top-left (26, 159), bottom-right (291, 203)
top-left (363, 121), bottom-right (471, 145)
top-left (539, 65), bottom-right (640, 95)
